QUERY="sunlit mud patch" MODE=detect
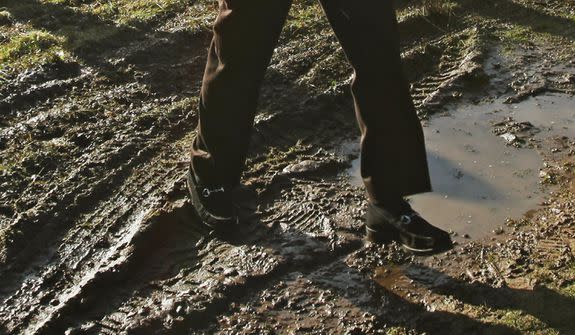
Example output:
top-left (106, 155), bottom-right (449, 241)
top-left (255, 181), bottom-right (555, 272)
top-left (347, 94), bottom-right (574, 241)
top-left (374, 264), bottom-right (450, 299)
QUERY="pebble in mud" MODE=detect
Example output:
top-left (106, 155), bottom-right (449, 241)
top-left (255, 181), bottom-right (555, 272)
top-left (281, 159), bottom-right (323, 175)
top-left (493, 227), bottom-right (505, 235)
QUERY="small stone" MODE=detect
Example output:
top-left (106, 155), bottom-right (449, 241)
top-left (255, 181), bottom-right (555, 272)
top-left (493, 227), bottom-right (504, 235)
top-left (500, 133), bottom-right (517, 143)
top-left (281, 160), bottom-right (322, 175)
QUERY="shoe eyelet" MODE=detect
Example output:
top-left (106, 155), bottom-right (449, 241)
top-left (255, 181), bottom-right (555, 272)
top-left (400, 215), bottom-right (412, 224)
top-left (202, 188), bottom-right (210, 198)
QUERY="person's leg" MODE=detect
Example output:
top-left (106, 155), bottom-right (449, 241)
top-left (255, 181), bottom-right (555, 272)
top-left (191, 0), bottom-right (293, 189)
top-left (319, 0), bottom-right (451, 253)
top-left (318, 0), bottom-right (431, 208)
top-left (188, 0), bottom-right (292, 229)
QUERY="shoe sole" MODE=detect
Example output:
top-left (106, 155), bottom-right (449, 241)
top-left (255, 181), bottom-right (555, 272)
top-left (366, 225), bottom-right (449, 255)
top-left (186, 170), bottom-right (238, 231)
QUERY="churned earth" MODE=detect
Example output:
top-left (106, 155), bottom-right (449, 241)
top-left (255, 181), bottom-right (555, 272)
top-left (0, 0), bottom-right (574, 334)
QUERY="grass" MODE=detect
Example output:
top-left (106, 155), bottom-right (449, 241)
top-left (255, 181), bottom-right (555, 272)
top-left (0, 0), bottom-right (220, 78)
top-left (86, 0), bottom-right (189, 27)
top-left (501, 25), bottom-right (534, 45)
top-left (421, 0), bottom-right (459, 17)
top-left (498, 310), bottom-right (559, 334)
top-left (0, 29), bottom-right (72, 74)
top-left (248, 142), bottom-right (312, 175)
top-left (37, 0), bottom-right (190, 27)
top-left (0, 10), bottom-right (13, 26)
top-left (284, 0), bottom-right (326, 35)
top-left (174, 0), bottom-right (218, 33)
top-left (497, 21), bottom-right (575, 62)
top-left (386, 326), bottom-right (414, 335)
top-left (1, 30), bottom-right (61, 59)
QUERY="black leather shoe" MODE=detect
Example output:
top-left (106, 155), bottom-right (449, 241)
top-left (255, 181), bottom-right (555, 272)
top-left (366, 201), bottom-right (453, 254)
top-left (186, 168), bottom-right (239, 231)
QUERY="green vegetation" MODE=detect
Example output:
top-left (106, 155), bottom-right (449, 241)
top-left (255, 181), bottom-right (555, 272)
top-left (37, 0), bottom-right (190, 27)
top-left (502, 25), bottom-right (534, 44)
top-left (284, 0), bottom-right (326, 35)
top-left (0, 29), bottom-right (71, 73)
top-left (498, 21), bottom-right (574, 63)
top-left (421, 0), bottom-right (459, 17)
top-left (0, 0), bottom-right (219, 77)
top-left (386, 326), bottom-right (414, 335)
top-left (86, 0), bottom-right (189, 27)
top-left (498, 310), bottom-right (558, 334)
top-left (1, 30), bottom-right (61, 60)
top-left (0, 10), bottom-right (13, 25)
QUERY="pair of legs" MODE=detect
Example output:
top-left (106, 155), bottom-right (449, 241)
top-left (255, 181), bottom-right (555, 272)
top-left (190, 0), bottom-right (432, 206)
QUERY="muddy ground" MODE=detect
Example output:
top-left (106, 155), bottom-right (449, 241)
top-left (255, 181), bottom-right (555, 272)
top-left (0, 0), bottom-right (574, 334)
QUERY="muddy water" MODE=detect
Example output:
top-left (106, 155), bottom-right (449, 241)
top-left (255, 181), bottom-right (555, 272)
top-left (347, 94), bottom-right (574, 240)
top-left (509, 94), bottom-right (575, 138)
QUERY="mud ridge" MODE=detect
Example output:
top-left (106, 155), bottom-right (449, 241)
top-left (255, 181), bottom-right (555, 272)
top-left (0, 101), bottom-right (197, 278)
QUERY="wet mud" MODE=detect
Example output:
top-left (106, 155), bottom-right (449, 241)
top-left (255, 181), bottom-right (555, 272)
top-left (1, 0), bottom-right (575, 334)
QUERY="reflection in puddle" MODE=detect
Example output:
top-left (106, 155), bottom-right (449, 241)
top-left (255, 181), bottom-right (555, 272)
top-left (509, 94), bottom-right (575, 136)
top-left (347, 94), bottom-right (574, 240)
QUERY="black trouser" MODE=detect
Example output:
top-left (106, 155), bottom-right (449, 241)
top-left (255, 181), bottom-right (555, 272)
top-left (190, 0), bottom-right (431, 205)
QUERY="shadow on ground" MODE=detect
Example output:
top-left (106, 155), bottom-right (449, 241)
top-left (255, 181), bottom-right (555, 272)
top-left (464, 0), bottom-right (575, 42)
top-left (415, 266), bottom-right (575, 335)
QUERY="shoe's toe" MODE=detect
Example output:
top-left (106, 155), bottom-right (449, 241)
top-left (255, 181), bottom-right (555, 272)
top-left (396, 214), bottom-right (453, 254)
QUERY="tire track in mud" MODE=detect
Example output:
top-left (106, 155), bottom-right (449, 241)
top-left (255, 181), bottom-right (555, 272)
top-left (1, 139), bottom-right (365, 334)
top-left (404, 27), bottom-right (487, 114)
top-left (17, 188), bottom-right (364, 334)
top-left (0, 133), bottom-right (352, 333)
top-left (0, 59), bottom-right (87, 124)
top-left (0, 30), bottom-right (208, 276)
top-left (64, 166), bottom-right (366, 333)
top-left (0, 142), bottom-right (192, 333)
top-left (0, 72), bottom-right (92, 124)
top-left (23, 200), bottom-right (202, 334)
top-left (0, 102), bottom-right (199, 334)
top-left (0, 99), bottom-right (197, 271)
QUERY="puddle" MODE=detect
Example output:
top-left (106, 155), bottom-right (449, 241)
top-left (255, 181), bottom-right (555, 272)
top-left (506, 94), bottom-right (575, 137)
top-left (373, 265), bottom-right (450, 298)
top-left (346, 94), bottom-right (574, 240)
